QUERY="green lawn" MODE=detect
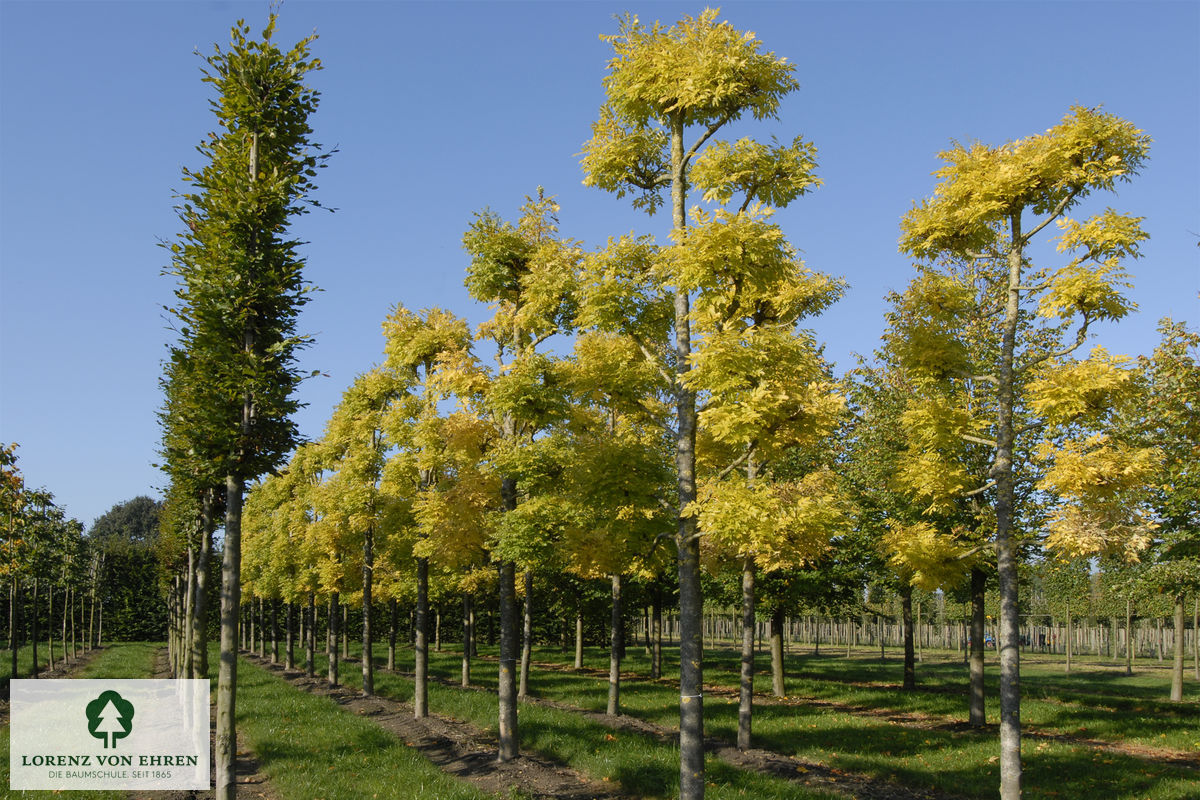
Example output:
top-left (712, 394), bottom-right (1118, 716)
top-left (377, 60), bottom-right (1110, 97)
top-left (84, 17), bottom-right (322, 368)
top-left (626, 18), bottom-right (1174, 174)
top-left (1, 642), bottom-right (160, 799)
top-left (293, 645), bottom-right (840, 800)
top-left (310, 638), bottom-right (1198, 800)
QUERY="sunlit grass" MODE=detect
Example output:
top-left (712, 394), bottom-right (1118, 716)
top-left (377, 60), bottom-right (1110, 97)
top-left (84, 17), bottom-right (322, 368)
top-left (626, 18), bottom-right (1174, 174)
top-left (300, 645), bottom-right (839, 800)
top-left (333, 638), bottom-right (1197, 800)
top-left (234, 655), bottom-right (493, 800)
top-left (1, 642), bottom-right (159, 800)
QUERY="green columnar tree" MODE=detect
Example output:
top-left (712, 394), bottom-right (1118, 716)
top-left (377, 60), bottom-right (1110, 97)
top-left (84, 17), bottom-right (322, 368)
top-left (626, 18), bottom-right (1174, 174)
top-left (581, 13), bottom-right (805, 794)
top-left (164, 16), bottom-right (327, 798)
top-left (459, 191), bottom-right (578, 761)
top-left (899, 106), bottom-right (1150, 799)
top-left (158, 345), bottom-right (226, 679)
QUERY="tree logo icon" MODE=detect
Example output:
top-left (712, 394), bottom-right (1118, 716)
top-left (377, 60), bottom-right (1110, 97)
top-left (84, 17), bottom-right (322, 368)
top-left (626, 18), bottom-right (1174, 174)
top-left (86, 690), bottom-right (134, 749)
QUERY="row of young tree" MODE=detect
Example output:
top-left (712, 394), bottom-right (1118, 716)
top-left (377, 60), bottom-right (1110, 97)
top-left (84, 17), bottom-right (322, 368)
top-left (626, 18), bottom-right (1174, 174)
top-left (153, 10), bottom-right (1196, 800)
top-left (2, 445), bottom-right (168, 695)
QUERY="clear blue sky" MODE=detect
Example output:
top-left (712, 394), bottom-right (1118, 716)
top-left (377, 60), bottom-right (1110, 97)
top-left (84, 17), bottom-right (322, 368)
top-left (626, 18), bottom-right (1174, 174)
top-left (1, 1), bottom-right (1197, 528)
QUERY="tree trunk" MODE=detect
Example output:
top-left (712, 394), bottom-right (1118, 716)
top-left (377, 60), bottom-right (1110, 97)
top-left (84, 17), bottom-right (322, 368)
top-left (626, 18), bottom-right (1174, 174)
top-left (969, 568), bottom-right (986, 727)
top-left (306, 593), bottom-right (315, 678)
top-left (901, 585), bottom-right (915, 691)
top-left (994, 218), bottom-right (1024, 800)
top-left (652, 585), bottom-right (663, 681)
top-left (462, 594), bottom-right (472, 688)
top-left (1170, 594), bottom-right (1184, 702)
top-left (270, 598), bottom-right (279, 664)
top-left (519, 570), bottom-right (533, 699)
top-left (214, 473), bottom-right (244, 800)
top-left (1070, 597), bottom-right (1080, 671)
top-left (285, 602), bottom-right (295, 670)
top-left (257, 597), bottom-right (265, 658)
top-left (362, 525), bottom-right (374, 697)
top-left (770, 606), bottom-right (785, 697)
top-left (29, 578), bottom-right (39, 678)
top-left (184, 546), bottom-right (195, 677)
top-left (414, 557), bottom-right (429, 717)
top-left (1193, 596), bottom-right (1198, 682)
top-left (47, 583), bottom-right (55, 672)
top-left (916, 601), bottom-right (923, 663)
top-left (388, 598), bottom-right (398, 672)
top-left (574, 605), bottom-right (584, 670)
top-left (63, 587), bottom-right (72, 662)
top-left (669, 114), bottom-right (704, 800)
top-left (1125, 597), bottom-right (1134, 675)
top-left (10, 579), bottom-right (19, 686)
top-left (608, 573), bottom-right (622, 716)
top-left (737, 557), bottom-right (755, 750)
top-left (342, 603), bottom-right (350, 659)
top-left (497, 557), bottom-right (519, 761)
top-left (328, 593), bottom-right (340, 686)
top-left (88, 564), bottom-right (97, 649)
top-left (192, 496), bottom-right (213, 679)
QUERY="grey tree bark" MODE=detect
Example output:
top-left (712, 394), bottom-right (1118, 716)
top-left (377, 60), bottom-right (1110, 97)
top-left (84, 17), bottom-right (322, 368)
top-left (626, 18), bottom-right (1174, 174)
top-left (415, 557), bottom-right (429, 716)
top-left (770, 606), bottom-right (786, 698)
top-left (901, 586), bottom-right (915, 691)
top-left (608, 574), bottom-right (623, 716)
top-left (1170, 594), bottom-right (1184, 702)
top-left (969, 568), bottom-right (986, 726)
top-left (520, 570), bottom-right (533, 699)
top-left (214, 474), bottom-right (244, 800)
top-left (737, 557), bottom-right (755, 749)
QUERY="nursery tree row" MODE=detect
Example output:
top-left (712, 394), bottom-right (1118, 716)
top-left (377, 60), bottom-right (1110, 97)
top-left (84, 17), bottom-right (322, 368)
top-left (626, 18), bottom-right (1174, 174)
top-left (154, 10), bottom-right (1197, 800)
top-left (1, 448), bottom-right (166, 695)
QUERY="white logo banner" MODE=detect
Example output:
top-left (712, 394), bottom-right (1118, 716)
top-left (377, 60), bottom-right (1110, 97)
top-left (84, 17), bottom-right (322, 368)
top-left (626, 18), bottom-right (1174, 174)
top-left (10, 679), bottom-right (209, 790)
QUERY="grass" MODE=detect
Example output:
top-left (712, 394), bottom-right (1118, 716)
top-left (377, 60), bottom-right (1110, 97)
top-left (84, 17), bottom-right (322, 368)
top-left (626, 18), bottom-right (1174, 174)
top-left (295, 645), bottom-right (840, 800)
top-left (303, 638), bottom-right (1198, 800)
top-left (233, 655), bottom-right (495, 800)
top-left (1, 641), bottom-right (160, 799)
top-left (3, 641), bottom-right (92, 680)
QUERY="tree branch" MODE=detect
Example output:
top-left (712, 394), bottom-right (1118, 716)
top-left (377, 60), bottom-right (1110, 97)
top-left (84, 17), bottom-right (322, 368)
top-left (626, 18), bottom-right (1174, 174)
top-left (1015, 420), bottom-right (1046, 437)
top-left (682, 113), bottom-right (732, 168)
top-left (1021, 187), bottom-right (1082, 244)
top-left (960, 434), bottom-right (998, 448)
top-left (955, 370), bottom-right (999, 386)
top-left (629, 332), bottom-right (674, 387)
top-left (713, 443), bottom-right (758, 483)
top-left (962, 480), bottom-right (996, 498)
top-left (1021, 312), bottom-right (1092, 372)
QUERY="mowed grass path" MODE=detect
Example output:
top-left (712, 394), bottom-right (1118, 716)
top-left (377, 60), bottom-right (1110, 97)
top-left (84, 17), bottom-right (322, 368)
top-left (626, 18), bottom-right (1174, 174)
top-left (8, 639), bottom-right (1191, 799)
top-left (291, 646), bottom-right (841, 800)
top-left (1, 641), bottom-right (159, 800)
top-left (327, 638), bottom-right (1198, 800)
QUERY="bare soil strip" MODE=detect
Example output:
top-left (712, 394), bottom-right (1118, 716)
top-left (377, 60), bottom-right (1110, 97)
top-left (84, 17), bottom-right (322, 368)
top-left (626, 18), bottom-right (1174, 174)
top-left (242, 652), bottom-right (637, 800)
top-left (299, 653), bottom-right (968, 800)
top-left (130, 649), bottom-right (283, 800)
top-left (505, 654), bottom-right (1200, 772)
top-left (0, 645), bottom-right (105, 723)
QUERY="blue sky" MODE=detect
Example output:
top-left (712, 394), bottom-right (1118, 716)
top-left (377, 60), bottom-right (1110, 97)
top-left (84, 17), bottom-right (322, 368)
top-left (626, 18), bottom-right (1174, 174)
top-left (1, 1), bottom-right (1197, 528)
